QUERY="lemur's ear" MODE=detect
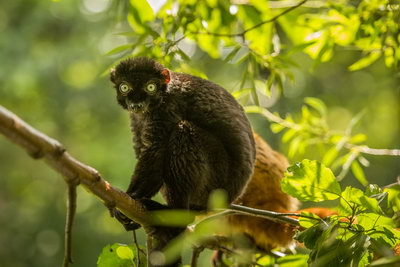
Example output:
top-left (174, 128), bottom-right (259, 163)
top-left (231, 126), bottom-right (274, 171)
top-left (110, 68), bottom-right (116, 83)
top-left (161, 69), bottom-right (171, 84)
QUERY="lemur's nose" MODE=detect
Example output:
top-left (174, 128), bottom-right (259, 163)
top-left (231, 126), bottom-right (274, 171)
top-left (128, 102), bottom-right (144, 113)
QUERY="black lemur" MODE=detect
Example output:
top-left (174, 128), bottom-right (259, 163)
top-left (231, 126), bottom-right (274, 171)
top-left (110, 57), bottom-right (256, 262)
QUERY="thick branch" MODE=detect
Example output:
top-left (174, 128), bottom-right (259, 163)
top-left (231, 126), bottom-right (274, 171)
top-left (0, 105), bottom-right (150, 226)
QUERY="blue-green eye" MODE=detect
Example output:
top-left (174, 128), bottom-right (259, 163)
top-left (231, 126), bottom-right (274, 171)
top-left (146, 83), bottom-right (157, 93)
top-left (119, 83), bottom-right (130, 94)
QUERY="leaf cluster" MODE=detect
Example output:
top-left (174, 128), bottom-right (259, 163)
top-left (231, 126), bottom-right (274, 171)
top-left (282, 159), bottom-right (400, 267)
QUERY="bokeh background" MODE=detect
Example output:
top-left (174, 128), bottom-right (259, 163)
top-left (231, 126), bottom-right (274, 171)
top-left (0, 0), bottom-right (398, 266)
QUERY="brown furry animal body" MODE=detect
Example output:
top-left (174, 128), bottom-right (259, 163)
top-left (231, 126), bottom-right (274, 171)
top-left (228, 133), bottom-right (299, 250)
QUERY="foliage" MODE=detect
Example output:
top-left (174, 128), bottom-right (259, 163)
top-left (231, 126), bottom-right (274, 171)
top-left (285, 160), bottom-right (400, 267)
top-left (100, 0), bottom-right (400, 266)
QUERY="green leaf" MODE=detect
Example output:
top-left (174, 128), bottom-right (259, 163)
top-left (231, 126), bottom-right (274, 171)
top-left (97, 244), bottom-right (136, 267)
top-left (350, 133), bottom-right (367, 144)
top-left (256, 254), bottom-right (275, 265)
top-left (322, 146), bottom-right (339, 166)
top-left (208, 189), bottom-right (228, 209)
top-left (105, 44), bottom-right (132, 56)
top-left (282, 128), bottom-right (297, 143)
top-left (365, 184), bottom-right (383, 196)
top-left (232, 88), bottom-right (251, 100)
top-left (299, 211), bottom-right (321, 228)
top-left (368, 225), bottom-right (400, 247)
top-left (149, 209), bottom-right (197, 227)
top-left (370, 256), bottom-right (400, 266)
top-left (339, 187), bottom-right (383, 215)
top-left (348, 51), bottom-right (381, 71)
top-left (176, 48), bottom-right (191, 61)
top-left (116, 246), bottom-right (134, 260)
top-left (358, 213), bottom-right (395, 230)
top-left (295, 223), bottom-right (325, 249)
top-left (385, 185), bottom-right (400, 212)
top-left (130, 0), bottom-right (154, 22)
top-left (282, 160), bottom-right (342, 202)
top-left (196, 35), bottom-right (220, 58)
top-left (224, 46), bottom-right (241, 62)
top-left (276, 254), bottom-right (309, 267)
top-left (288, 136), bottom-right (302, 158)
top-left (304, 97), bottom-right (327, 117)
top-left (351, 160), bottom-right (368, 186)
top-left (127, 0), bottom-right (156, 35)
top-left (270, 123), bottom-right (285, 133)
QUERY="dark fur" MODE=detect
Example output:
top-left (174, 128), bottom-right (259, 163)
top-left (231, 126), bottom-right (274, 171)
top-left (110, 57), bottom-right (256, 265)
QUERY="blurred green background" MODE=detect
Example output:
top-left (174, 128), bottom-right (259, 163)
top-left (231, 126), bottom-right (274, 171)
top-left (0, 0), bottom-right (398, 266)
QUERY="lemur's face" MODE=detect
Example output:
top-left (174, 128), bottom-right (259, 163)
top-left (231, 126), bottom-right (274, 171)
top-left (110, 58), bottom-right (170, 114)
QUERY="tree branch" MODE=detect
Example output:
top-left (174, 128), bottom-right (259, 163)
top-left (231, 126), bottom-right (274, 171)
top-left (0, 105), bottom-right (150, 227)
top-left (190, 0), bottom-right (307, 38)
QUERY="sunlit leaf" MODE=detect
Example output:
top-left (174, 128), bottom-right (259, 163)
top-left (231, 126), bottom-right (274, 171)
top-left (322, 146), bottom-right (339, 166)
top-left (368, 225), bottom-right (400, 247)
top-left (116, 246), bottom-right (134, 260)
top-left (276, 254), bottom-right (309, 267)
top-left (339, 187), bottom-right (383, 215)
top-left (105, 44), bottom-right (132, 56)
top-left (351, 160), bottom-right (368, 186)
top-left (348, 51), bottom-right (381, 71)
top-left (385, 185), bottom-right (400, 212)
top-left (305, 97), bottom-right (327, 117)
top-left (282, 160), bottom-right (342, 201)
top-left (282, 128), bottom-right (297, 143)
top-left (350, 133), bottom-right (367, 144)
top-left (270, 122), bottom-right (285, 133)
top-left (365, 184), bottom-right (382, 196)
top-left (288, 136), bottom-right (302, 158)
top-left (130, 0), bottom-right (154, 22)
top-left (299, 211), bottom-right (321, 228)
top-left (97, 244), bottom-right (137, 267)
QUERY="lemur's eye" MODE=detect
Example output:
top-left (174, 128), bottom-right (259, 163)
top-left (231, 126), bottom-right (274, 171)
top-left (146, 83), bottom-right (157, 93)
top-left (119, 83), bottom-right (130, 94)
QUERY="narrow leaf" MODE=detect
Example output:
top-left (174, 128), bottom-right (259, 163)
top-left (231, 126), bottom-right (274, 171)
top-left (348, 51), bottom-right (381, 71)
top-left (351, 160), bottom-right (368, 186)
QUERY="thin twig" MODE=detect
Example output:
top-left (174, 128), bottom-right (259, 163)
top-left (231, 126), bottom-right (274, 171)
top-left (132, 231), bottom-right (141, 267)
top-left (245, 106), bottom-right (301, 130)
top-left (229, 204), bottom-right (300, 226)
top-left (191, 0), bottom-right (307, 38)
top-left (62, 182), bottom-right (78, 267)
top-left (345, 143), bottom-right (400, 156)
top-left (383, 176), bottom-right (400, 188)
